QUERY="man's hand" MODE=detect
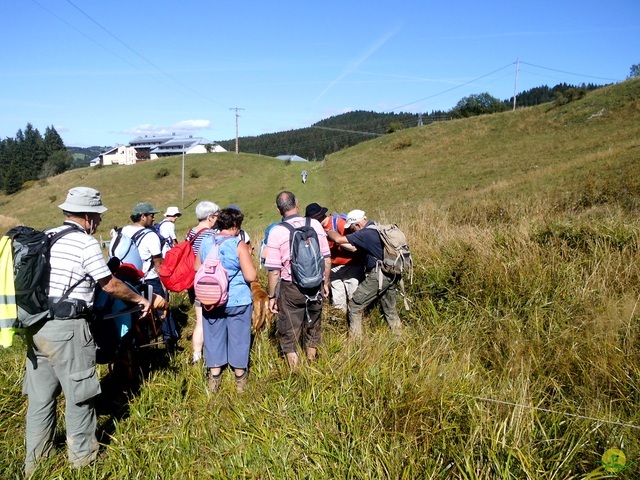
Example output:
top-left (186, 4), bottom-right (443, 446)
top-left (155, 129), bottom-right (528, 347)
top-left (268, 298), bottom-right (279, 314)
top-left (138, 297), bottom-right (152, 317)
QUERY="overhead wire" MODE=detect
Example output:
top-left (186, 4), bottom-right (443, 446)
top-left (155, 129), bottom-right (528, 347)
top-left (387, 62), bottom-right (516, 112)
top-left (62, 0), bottom-right (224, 108)
top-left (31, 0), bottom-right (225, 110)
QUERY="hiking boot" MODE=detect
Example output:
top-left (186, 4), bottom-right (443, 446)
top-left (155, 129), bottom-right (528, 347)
top-left (235, 371), bottom-right (248, 393)
top-left (208, 373), bottom-right (222, 393)
top-left (389, 321), bottom-right (402, 339)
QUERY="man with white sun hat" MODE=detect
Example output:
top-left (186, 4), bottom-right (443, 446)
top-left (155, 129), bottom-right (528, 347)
top-left (24, 186), bottom-right (151, 475)
top-left (157, 206), bottom-right (182, 256)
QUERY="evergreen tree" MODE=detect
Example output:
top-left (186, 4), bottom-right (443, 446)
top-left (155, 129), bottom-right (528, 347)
top-left (3, 161), bottom-right (23, 195)
top-left (40, 149), bottom-right (73, 178)
top-left (44, 125), bottom-right (65, 156)
top-left (22, 123), bottom-right (46, 181)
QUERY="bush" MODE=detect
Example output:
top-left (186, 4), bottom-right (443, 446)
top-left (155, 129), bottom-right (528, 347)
top-left (189, 168), bottom-right (200, 179)
top-left (155, 168), bottom-right (170, 179)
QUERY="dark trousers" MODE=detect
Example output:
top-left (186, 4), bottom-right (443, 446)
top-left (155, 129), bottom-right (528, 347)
top-left (144, 277), bottom-right (180, 342)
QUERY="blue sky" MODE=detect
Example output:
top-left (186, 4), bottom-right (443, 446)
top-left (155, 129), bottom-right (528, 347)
top-left (1, 0), bottom-right (638, 148)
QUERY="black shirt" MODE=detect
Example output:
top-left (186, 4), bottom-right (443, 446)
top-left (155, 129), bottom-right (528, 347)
top-left (345, 221), bottom-right (383, 271)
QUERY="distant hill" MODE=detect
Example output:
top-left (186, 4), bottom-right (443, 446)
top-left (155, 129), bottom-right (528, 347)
top-left (67, 145), bottom-right (104, 167)
top-left (217, 82), bottom-right (604, 161)
top-left (1, 78), bottom-right (635, 233)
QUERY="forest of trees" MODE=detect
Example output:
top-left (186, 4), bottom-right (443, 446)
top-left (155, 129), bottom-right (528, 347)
top-left (218, 110), bottom-right (452, 160)
top-left (0, 124), bottom-right (73, 194)
top-left (219, 82), bottom-right (605, 160)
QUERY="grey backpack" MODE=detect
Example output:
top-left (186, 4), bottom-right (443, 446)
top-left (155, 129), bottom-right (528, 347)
top-left (280, 218), bottom-right (324, 290)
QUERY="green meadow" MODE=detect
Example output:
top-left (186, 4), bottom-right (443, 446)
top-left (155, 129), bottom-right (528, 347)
top-left (1, 78), bottom-right (639, 478)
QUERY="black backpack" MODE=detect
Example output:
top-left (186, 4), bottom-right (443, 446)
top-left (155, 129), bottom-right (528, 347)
top-left (280, 218), bottom-right (325, 290)
top-left (6, 225), bottom-right (84, 327)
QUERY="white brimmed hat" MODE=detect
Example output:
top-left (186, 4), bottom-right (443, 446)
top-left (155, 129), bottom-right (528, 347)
top-left (58, 187), bottom-right (108, 214)
top-left (344, 209), bottom-right (366, 228)
top-left (164, 206), bottom-right (182, 217)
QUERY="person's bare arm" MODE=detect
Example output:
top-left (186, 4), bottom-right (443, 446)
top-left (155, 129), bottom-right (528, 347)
top-left (267, 269), bottom-right (280, 313)
top-left (327, 230), bottom-right (354, 249)
top-left (152, 254), bottom-right (163, 273)
top-left (323, 257), bottom-right (331, 298)
top-left (238, 241), bottom-right (257, 283)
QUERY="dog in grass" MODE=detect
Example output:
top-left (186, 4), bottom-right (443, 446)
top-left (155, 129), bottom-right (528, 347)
top-left (251, 281), bottom-right (272, 331)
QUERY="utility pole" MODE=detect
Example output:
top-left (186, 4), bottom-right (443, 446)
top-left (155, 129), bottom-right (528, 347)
top-left (181, 144), bottom-right (185, 209)
top-left (513, 58), bottom-right (520, 111)
top-left (229, 107), bottom-right (244, 154)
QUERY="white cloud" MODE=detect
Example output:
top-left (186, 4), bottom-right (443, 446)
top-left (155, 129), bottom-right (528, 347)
top-left (120, 120), bottom-right (212, 137)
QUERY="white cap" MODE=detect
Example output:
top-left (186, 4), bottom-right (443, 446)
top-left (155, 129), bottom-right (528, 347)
top-left (344, 209), bottom-right (366, 228)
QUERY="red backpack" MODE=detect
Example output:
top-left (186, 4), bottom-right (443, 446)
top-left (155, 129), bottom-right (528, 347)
top-left (159, 230), bottom-right (205, 292)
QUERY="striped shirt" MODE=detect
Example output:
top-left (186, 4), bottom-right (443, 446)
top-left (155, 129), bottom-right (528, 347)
top-left (48, 221), bottom-right (111, 306)
top-left (186, 227), bottom-right (216, 256)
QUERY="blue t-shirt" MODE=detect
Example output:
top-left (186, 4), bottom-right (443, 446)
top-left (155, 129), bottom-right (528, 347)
top-left (346, 221), bottom-right (383, 271)
top-left (199, 234), bottom-right (251, 307)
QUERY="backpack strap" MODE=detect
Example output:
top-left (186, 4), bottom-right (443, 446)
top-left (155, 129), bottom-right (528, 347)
top-left (279, 220), bottom-right (299, 276)
top-left (47, 224), bottom-right (93, 317)
top-left (131, 228), bottom-right (157, 273)
top-left (131, 228), bottom-right (151, 245)
top-left (203, 235), bottom-right (241, 282)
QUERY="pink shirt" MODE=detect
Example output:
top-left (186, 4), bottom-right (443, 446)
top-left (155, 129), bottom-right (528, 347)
top-left (264, 215), bottom-right (331, 282)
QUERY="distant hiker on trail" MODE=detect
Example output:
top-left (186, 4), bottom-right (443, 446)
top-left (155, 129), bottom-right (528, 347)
top-left (301, 170), bottom-right (308, 184)
top-left (121, 202), bottom-right (179, 346)
top-left (327, 209), bottom-right (402, 339)
top-left (264, 191), bottom-right (331, 369)
top-left (23, 187), bottom-right (150, 475)
top-left (185, 201), bottom-right (220, 363)
top-left (194, 208), bottom-right (257, 393)
top-left (157, 206), bottom-right (182, 257)
top-left (305, 203), bottom-right (364, 313)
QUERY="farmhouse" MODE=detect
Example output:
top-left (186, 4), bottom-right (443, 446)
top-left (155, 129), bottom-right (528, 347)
top-left (99, 135), bottom-right (226, 166)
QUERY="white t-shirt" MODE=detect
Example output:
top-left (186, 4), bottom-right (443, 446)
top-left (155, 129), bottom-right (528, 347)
top-left (158, 219), bottom-right (177, 257)
top-left (120, 225), bottom-right (162, 280)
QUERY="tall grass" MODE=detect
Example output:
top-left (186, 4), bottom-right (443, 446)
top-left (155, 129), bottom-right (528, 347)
top-left (1, 80), bottom-right (639, 478)
top-left (2, 196), bottom-right (638, 478)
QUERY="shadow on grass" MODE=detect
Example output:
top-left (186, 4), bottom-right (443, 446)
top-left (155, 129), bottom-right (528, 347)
top-left (94, 303), bottom-right (190, 447)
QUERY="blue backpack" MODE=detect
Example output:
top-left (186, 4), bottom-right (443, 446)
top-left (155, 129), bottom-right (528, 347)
top-left (330, 213), bottom-right (348, 231)
top-left (280, 218), bottom-right (324, 290)
top-left (153, 220), bottom-right (172, 250)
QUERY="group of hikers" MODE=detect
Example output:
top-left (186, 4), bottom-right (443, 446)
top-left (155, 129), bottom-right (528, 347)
top-left (12, 186), bottom-right (409, 474)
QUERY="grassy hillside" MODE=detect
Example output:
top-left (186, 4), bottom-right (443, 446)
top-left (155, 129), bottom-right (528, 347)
top-left (1, 78), bottom-right (639, 478)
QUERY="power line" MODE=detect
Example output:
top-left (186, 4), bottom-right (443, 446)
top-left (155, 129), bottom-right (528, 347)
top-left (388, 62), bottom-right (516, 112)
top-left (50, 0), bottom-right (225, 108)
top-left (29, 0), bottom-right (143, 74)
top-left (310, 126), bottom-right (384, 137)
top-left (519, 61), bottom-right (621, 83)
